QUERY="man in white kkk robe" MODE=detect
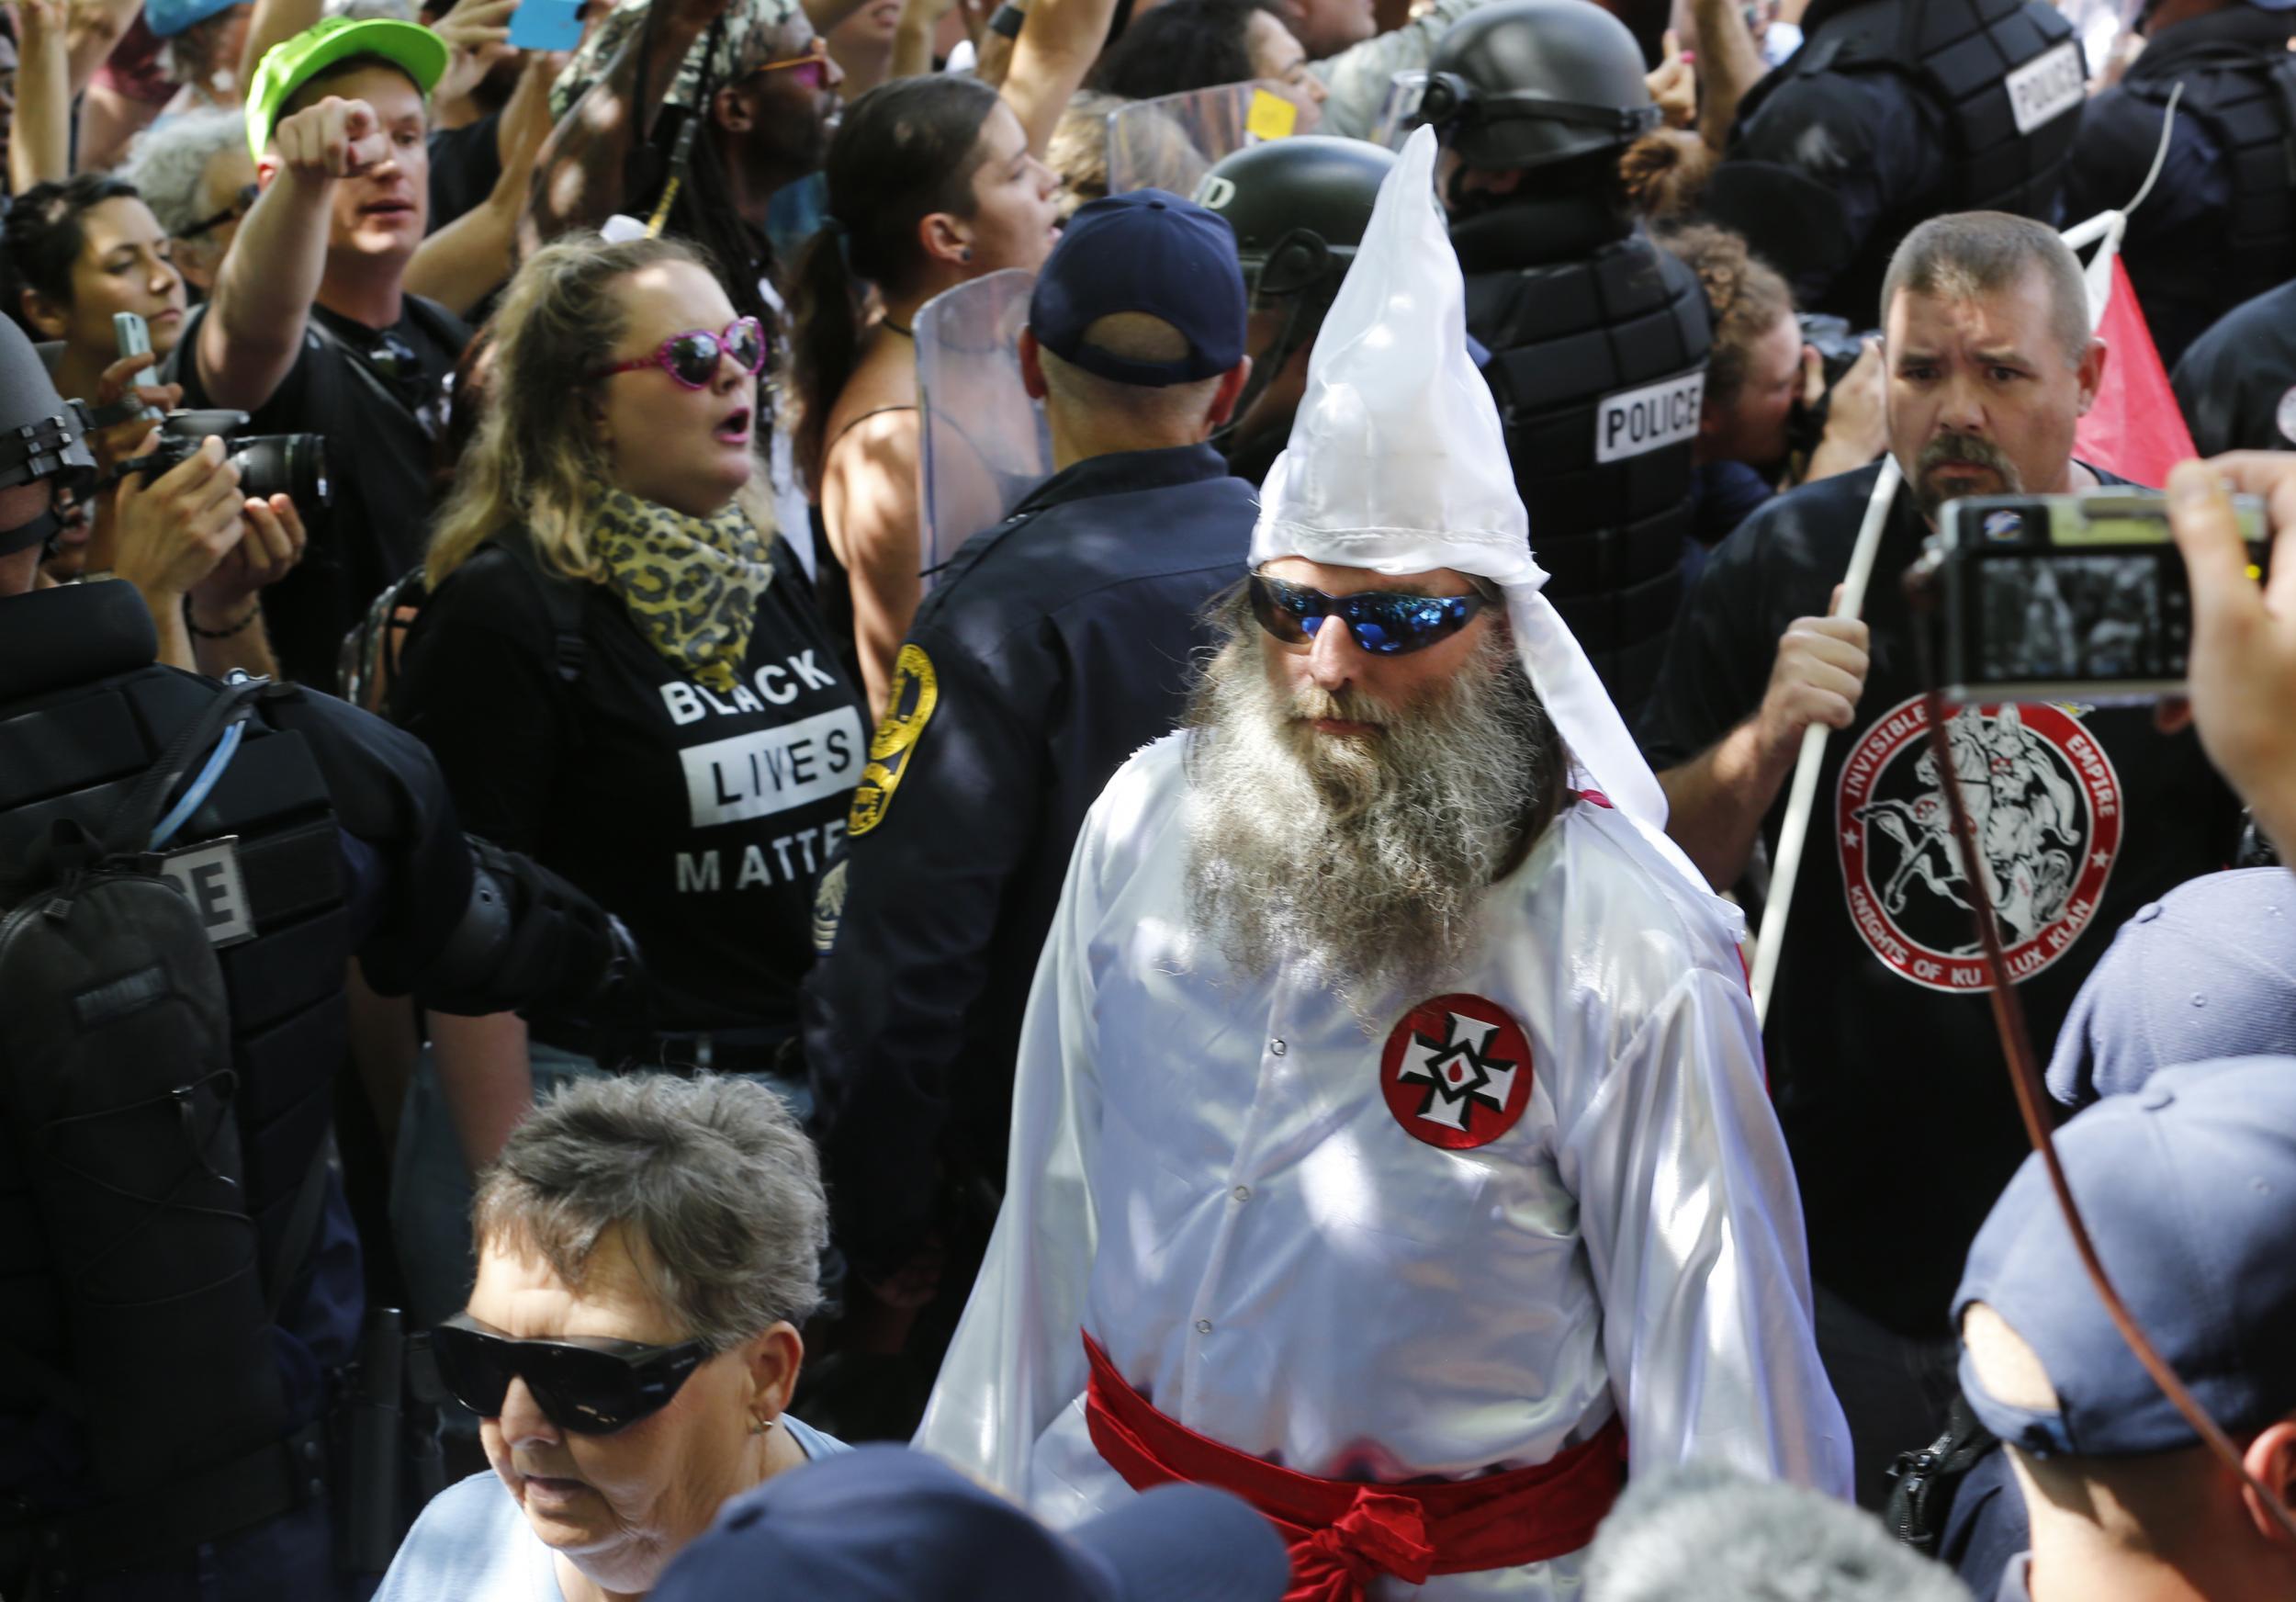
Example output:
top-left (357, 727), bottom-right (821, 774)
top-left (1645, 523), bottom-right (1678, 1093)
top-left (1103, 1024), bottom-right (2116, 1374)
top-left (915, 127), bottom-right (1852, 1601)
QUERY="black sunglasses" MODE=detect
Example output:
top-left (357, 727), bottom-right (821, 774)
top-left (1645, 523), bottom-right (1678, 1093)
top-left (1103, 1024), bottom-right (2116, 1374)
top-left (174, 183), bottom-right (259, 243)
top-left (1247, 570), bottom-right (1494, 657)
top-left (430, 1312), bottom-right (715, 1436)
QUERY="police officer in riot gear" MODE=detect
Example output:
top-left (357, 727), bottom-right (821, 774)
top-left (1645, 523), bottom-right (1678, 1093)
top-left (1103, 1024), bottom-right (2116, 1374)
top-left (1703, 0), bottom-right (2086, 323)
top-left (2065, 0), bottom-right (2296, 369)
top-left (1420, 0), bottom-right (1710, 715)
top-left (0, 315), bottom-right (639, 1600)
top-left (1195, 136), bottom-right (1398, 486)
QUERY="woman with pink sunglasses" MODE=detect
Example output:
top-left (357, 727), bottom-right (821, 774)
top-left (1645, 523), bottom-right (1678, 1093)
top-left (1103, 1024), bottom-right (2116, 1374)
top-left (388, 236), bottom-right (869, 1315)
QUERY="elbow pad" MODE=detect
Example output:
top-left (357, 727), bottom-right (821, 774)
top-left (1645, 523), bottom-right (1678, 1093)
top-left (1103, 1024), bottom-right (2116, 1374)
top-left (415, 835), bottom-right (646, 1023)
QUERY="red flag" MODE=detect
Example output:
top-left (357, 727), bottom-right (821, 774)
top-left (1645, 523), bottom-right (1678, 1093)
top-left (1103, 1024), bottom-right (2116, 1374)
top-left (2073, 254), bottom-right (2196, 489)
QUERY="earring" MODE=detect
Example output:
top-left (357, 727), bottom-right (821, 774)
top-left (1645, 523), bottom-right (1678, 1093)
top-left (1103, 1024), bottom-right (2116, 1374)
top-left (748, 1415), bottom-right (771, 1436)
top-left (960, 246), bottom-right (974, 263)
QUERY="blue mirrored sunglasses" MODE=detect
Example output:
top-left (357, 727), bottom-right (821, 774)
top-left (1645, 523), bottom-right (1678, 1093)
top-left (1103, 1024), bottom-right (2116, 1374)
top-left (1246, 571), bottom-right (1492, 657)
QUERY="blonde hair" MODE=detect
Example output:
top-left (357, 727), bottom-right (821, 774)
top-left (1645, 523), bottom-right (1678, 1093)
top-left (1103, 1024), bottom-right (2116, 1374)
top-left (426, 233), bottom-right (777, 590)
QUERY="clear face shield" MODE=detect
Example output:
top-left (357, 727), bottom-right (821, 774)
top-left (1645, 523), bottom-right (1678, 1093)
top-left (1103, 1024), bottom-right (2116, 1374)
top-left (911, 268), bottom-right (1054, 592)
top-left (1104, 83), bottom-right (1309, 197)
top-left (1369, 70), bottom-right (1428, 152)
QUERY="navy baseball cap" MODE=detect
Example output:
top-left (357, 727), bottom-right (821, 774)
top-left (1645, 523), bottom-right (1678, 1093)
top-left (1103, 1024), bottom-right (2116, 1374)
top-left (650, 1445), bottom-right (1291, 1602)
top-left (2046, 869), bottom-right (2296, 1110)
top-left (1029, 189), bottom-right (1247, 387)
top-left (1953, 1056), bottom-right (2296, 1458)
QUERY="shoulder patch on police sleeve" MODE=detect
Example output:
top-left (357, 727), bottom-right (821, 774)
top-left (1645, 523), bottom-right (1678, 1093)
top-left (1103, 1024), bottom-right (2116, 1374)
top-left (848, 643), bottom-right (940, 837)
top-left (811, 858), bottom-right (849, 953)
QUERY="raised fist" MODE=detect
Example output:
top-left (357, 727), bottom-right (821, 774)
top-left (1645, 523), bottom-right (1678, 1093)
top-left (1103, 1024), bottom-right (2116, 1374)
top-left (274, 96), bottom-right (390, 181)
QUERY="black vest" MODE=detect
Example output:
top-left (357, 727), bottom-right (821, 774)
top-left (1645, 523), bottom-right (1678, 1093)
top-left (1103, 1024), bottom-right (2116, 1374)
top-left (1737, 0), bottom-right (2085, 310)
top-left (2118, 11), bottom-right (2296, 324)
top-left (0, 614), bottom-right (352, 1496)
top-left (1457, 197), bottom-right (1710, 716)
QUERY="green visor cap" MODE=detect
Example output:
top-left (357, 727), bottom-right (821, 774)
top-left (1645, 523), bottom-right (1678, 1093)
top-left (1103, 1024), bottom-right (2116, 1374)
top-left (245, 17), bottom-right (450, 161)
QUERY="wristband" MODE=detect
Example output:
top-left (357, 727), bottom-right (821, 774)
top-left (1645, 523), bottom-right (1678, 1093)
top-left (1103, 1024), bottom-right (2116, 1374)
top-left (988, 4), bottom-right (1026, 38)
top-left (185, 596), bottom-right (261, 638)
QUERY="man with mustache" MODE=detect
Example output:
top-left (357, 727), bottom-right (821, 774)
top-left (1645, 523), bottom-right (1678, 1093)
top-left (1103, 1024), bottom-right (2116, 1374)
top-left (917, 130), bottom-right (1849, 1602)
top-left (1640, 210), bottom-right (2245, 1508)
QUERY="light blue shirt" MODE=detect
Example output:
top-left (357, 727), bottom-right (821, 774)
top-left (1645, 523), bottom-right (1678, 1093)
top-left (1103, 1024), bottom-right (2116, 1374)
top-left (373, 1416), bottom-right (847, 1602)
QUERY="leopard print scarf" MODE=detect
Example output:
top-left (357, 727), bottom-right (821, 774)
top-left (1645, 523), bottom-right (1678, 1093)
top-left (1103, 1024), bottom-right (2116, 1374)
top-left (588, 485), bottom-right (773, 694)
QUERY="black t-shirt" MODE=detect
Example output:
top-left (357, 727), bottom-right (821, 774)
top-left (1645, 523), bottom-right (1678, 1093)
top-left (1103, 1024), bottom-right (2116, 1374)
top-left (392, 533), bottom-right (867, 1033)
top-left (171, 297), bottom-right (468, 686)
top-left (427, 112), bottom-right (502, 233)
top-left (1638, 461), bottom-right (2242, 1336)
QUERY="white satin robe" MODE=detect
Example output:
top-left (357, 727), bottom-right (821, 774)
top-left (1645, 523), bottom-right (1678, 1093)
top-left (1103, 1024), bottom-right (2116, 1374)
top-left (915, 735), bottom-right (1852, 1598)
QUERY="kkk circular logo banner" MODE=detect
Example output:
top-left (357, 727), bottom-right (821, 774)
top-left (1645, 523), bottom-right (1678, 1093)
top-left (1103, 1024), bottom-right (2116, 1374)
top-left (1836, 694), bottom-right (2122, 994)
top-left (1379, 993), bottom-right (1535, 1150)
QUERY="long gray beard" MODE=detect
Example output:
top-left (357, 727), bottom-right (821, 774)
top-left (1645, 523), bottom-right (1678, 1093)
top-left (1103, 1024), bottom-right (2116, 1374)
top-left (1182, 627), bottom-right (1555, 1013)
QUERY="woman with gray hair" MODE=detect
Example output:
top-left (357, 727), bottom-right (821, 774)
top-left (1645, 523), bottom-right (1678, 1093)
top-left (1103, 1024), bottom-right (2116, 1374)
top-left (374, 1074), bottom-right (847, 1602)
top-left (118, 106), bottom-right (256, 296)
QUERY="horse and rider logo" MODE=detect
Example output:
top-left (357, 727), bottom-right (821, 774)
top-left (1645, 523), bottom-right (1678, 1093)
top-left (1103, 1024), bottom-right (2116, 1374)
top-left (1836, 694), bottom-right (2122, 994)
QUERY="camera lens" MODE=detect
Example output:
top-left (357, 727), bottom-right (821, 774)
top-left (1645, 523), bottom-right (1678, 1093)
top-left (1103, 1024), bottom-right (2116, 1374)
top-left (230, 433), bottom-right (331, 509)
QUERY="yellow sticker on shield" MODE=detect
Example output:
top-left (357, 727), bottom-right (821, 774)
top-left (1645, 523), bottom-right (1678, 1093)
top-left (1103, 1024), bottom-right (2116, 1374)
top-left (848, 643), bottom-right (940, 837)
top-left (1246, 88), bottom-right (1299, 142)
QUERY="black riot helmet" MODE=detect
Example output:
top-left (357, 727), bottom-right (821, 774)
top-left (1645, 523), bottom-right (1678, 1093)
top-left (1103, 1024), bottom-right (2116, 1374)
top-left (1196, 136), bottom-right (1399, 297)
top-left (0, 315), bottom-right (94, 557)
top-left (1192, 137), bottom-right (1397, 457)
top-left (1419, 0), bottom-right (1662, 172)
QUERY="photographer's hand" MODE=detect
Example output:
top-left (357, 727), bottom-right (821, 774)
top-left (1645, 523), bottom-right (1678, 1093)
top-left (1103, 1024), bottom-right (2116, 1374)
top-left (111, 436), bottom-right (250, 669)
top-left (2167, 455), bottom-right (2296, 865)
top-left (86, 351), bottom-right (184, 476)
top-left (1803, 338), bottom-right (1886, 483)
top-left (190, 492), bottom-right (305, 616)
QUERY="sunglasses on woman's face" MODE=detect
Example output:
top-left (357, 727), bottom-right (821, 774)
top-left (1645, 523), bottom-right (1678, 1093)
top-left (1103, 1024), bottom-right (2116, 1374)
top-left (1246, 570), bottom-right (1493, 657)
top-left (591, 316), bottom-right (766, 389)
top-left (174, 183), bottom-right (260, 244)
top-left (743, 35), bottom-right (831, 92)
top-left (429, 1312), bottom-right (715, 1436)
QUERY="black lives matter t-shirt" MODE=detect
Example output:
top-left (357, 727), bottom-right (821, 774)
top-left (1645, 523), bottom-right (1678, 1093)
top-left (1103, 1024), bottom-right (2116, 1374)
top-left (1639, 461), bottom-right (2242, 1337)
top-left (170, 298), bottom-right (467, 687)
top-left (393, 534), bottom-right (867, 1033)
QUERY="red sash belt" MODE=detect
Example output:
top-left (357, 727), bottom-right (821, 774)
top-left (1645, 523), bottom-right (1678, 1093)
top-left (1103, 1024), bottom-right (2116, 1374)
top-left (1081, 1331), bottom-right (1627, 1602)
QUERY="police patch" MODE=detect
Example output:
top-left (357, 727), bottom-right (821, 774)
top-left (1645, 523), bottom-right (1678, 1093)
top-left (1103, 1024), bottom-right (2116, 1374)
top-left (1379, 993), bottom-right (1535, 1151)
top-left (1836, 694), bottom-right (2122, 994)
top-left (847, 644), bottom-right (939, 837)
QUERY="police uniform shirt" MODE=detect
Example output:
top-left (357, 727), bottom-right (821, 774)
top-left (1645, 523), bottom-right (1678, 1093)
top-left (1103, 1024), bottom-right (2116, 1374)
top-left (2173, 278), bottom-right (2296, 457)
top-left (803, 444), bottom-right (1255, 1278)
top-left (1638, 461), bottom-right (2242, 1337)
top-left (168, 297), bottom-right (469, 687)
top-left (2063, 6), bottom-right (2296, 370)
top-left (395, 534), bottom-right (865, 1035)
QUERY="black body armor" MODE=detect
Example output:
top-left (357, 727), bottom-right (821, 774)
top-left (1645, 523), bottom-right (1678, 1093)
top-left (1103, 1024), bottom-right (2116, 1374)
top-left (1456, 197), bottom-right (1711, 716)
top-left (1716, 0), bottom-right (2084, 319)
top-left (2113, 16), bottom-right (2296, 350)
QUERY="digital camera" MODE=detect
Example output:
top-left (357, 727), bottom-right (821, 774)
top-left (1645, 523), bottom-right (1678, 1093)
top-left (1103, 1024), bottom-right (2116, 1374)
top-left (1929, 491), bottom-right (2269, 703)
top-left (124, 409), bottom-right (331, 508)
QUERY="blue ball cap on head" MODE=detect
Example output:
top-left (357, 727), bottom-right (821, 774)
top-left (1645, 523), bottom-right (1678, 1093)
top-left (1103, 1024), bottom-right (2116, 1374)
top-left (649, 1444), bottom-right (1291, 1602)
top-left (1029, 189), bottom-right (1248, 388)
top-left (1953, 1055), bottom-right (2296, 1460)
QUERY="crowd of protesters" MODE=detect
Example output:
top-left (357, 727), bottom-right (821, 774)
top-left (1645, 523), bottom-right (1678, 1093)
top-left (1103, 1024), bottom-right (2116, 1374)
top-left (4, 0), bottom-right (2296, 1594)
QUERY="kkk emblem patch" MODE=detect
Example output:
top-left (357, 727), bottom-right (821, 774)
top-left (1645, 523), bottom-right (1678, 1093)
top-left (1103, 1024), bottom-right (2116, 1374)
top-left (1379, 993), bottom-right (1535, 1150)
top-left (1836, 694), bottom-right (2122, 994)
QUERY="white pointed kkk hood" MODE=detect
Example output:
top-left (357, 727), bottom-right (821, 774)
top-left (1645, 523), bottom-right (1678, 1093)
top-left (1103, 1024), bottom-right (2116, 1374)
top-left (1252, 125), bottom-right (1669, 834)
